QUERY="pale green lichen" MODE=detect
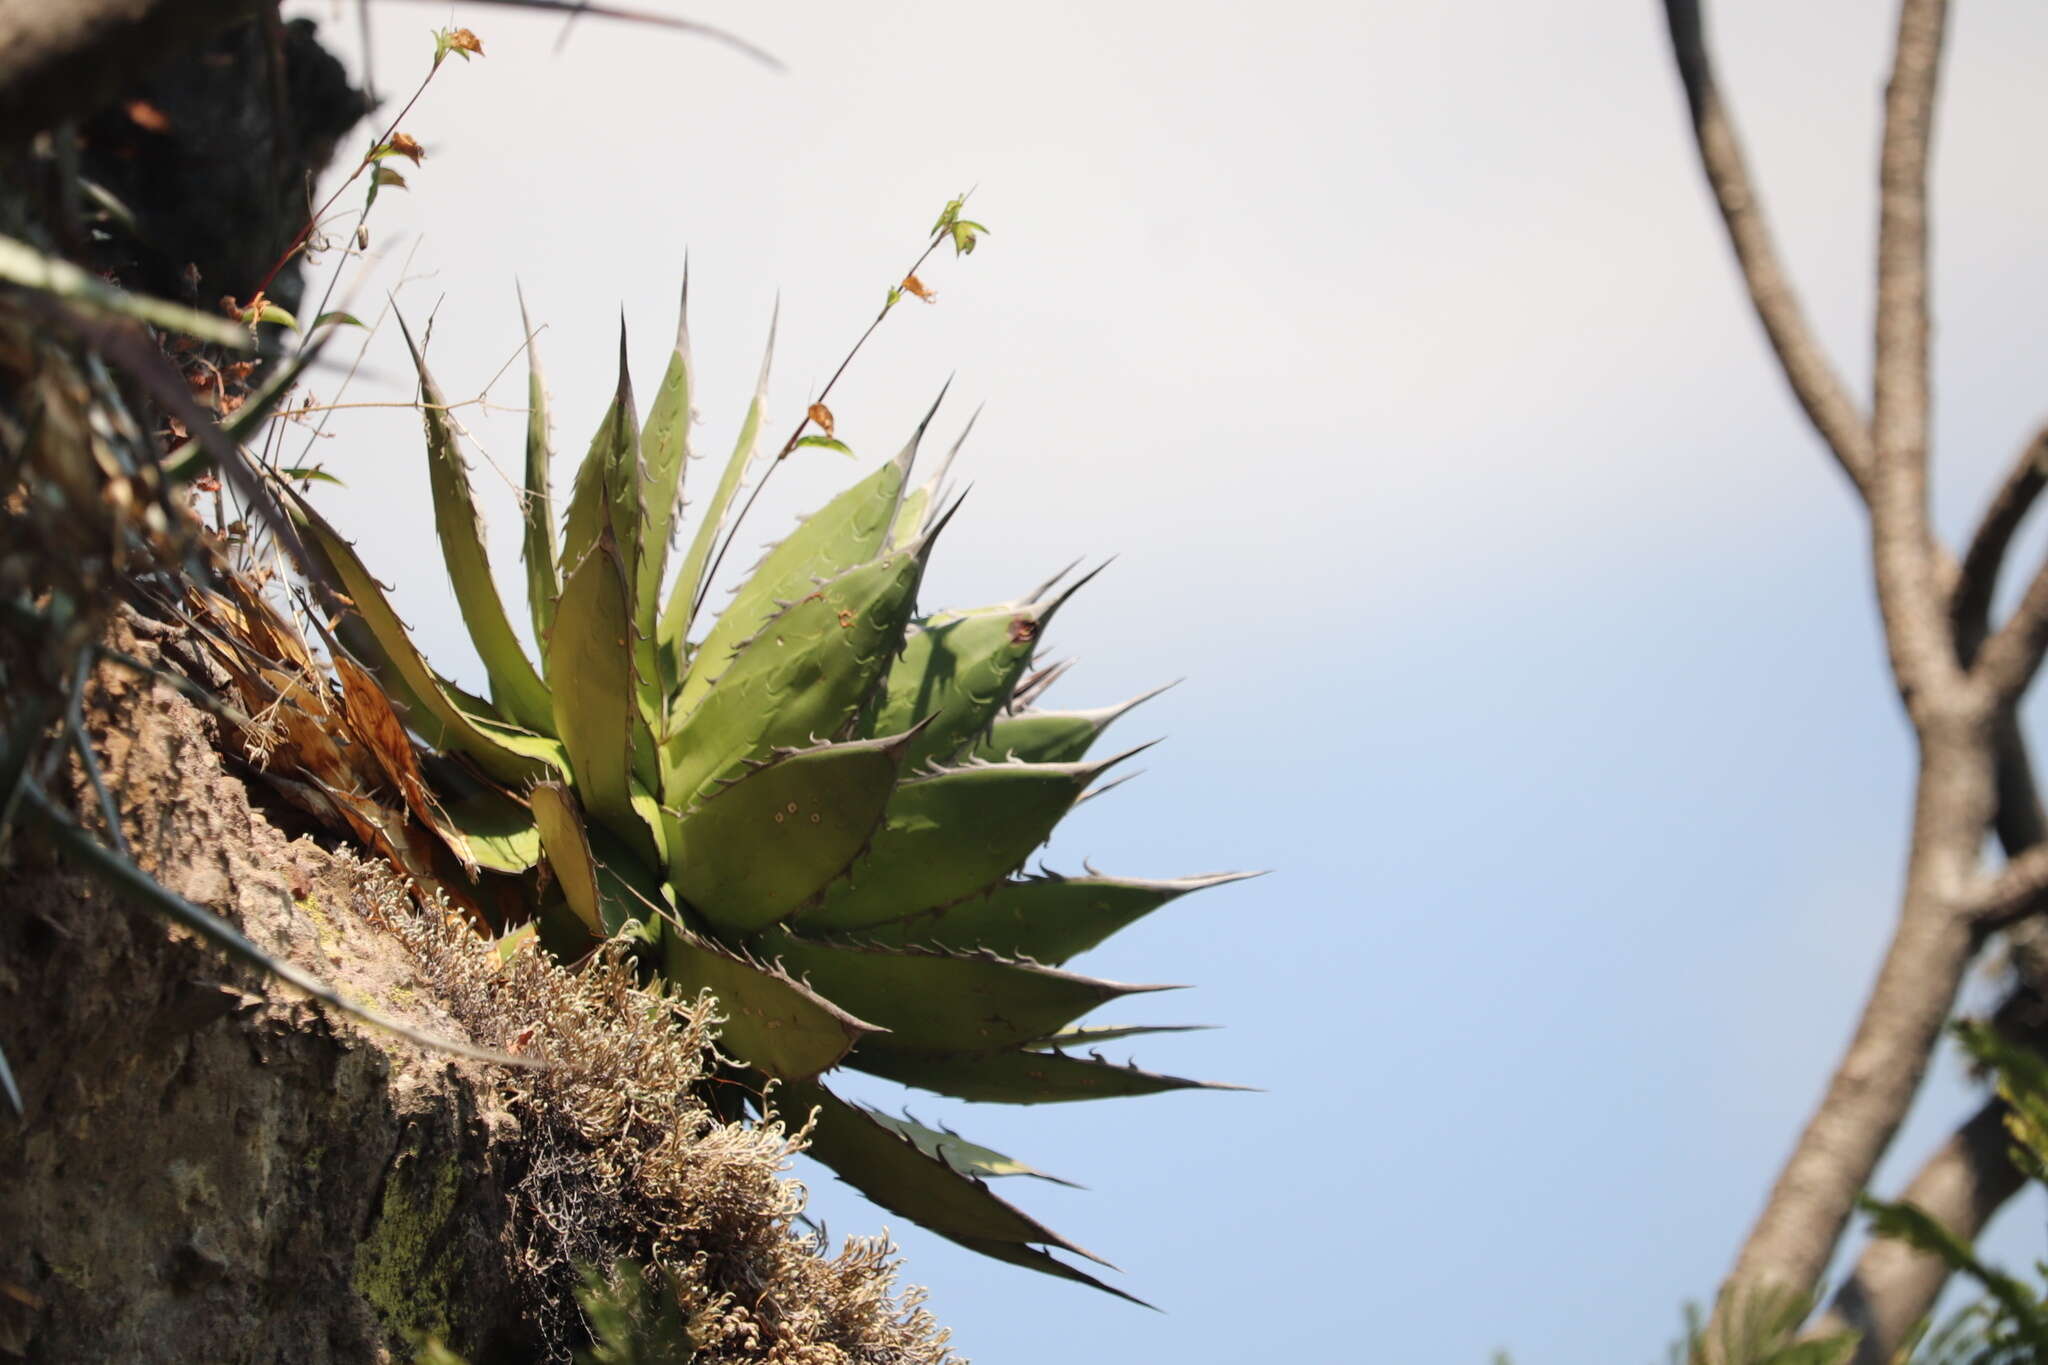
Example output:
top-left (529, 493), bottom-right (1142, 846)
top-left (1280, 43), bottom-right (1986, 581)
top-left (296, 894), bottom-right (341, 952)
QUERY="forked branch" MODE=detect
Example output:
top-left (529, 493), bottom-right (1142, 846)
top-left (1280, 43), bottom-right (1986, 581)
top-left (1665, 0), bottom-right (2002, 1350)
top-left (1952, 424), bottom-right (2048, 658)
top-left (1661, 0), bottom-right (1876, 498)
top-left (1970, 549), bottom-right (2048, 706)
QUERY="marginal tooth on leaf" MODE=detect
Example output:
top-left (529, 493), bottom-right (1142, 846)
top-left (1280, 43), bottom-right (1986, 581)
top-left (876, 712), bottom-right (940, 762)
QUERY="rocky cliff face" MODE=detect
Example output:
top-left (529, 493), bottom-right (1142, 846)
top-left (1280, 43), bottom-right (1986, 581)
top-left (0, 620), bottom-right (956, 1364)
top-left (0, 623), bottom-right (533, 1363)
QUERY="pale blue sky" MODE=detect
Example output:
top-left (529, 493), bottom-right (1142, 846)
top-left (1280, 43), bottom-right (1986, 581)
top-left (284, 2), bottom-right (2048, 1359)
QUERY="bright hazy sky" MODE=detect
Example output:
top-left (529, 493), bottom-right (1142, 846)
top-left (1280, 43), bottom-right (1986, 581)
top-left (284, 2), bottom-right (2048, 1359)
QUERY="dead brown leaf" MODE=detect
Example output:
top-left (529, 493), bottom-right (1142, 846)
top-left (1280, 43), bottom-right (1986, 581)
top-left (333, 654), bottom-right (477, 878)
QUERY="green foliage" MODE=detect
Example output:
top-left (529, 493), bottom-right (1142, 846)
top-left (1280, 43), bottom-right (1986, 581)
top-left (1858, 1197), bottom-right (2048, 1360)
top-left (1638, 1023), bottom-right (2048, 1365)
top-left (573, 1264), bottom-right (694, 1365)
top-left (321, 227), bottom-right (1249, 1297)
top-left (415, 1262), bottom-right (696, 1365)
top-left (1847, 1022), bottom-right (2048, 1365)
top-left (1661, 1288), bottom-right (1858, 1365)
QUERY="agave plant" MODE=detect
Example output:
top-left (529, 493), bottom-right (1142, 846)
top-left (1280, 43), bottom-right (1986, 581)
top-left (283, 281), bottom-right (1251, 1300)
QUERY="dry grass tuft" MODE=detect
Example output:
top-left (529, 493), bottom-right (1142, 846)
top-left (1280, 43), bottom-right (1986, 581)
top-left (388, 903), bottom-right (959, 1365)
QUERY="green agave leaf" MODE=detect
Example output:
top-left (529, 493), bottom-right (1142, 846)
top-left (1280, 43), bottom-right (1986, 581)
top-left (671, 387), bottom-right (943, 724)
top-left (549, 329), bottom-right (663, 784)
top-left (943, 1236), bottom-right (1153, 1309)
top-left (660, 524), bottom-right (946, 813)
top-left (793, 745), bottom-right (1146, 933)
top-left (630, 784), bottom-right (670, 870)
top-left (494, 922), bottom-right (538, 963)
top-left (855, 1105), bottom-right (1077, 1186)
top-left (855, 870), bottom-right (1259, 965)
top-left (531, 781), bottom-right (604, 936)
top-left (661, 924), bottom-right (878, 1080)
top-left (636, 276), bottom-right (694, 712)
top-left (846, 1045), bottom-right (1248, 1105)
top-left (658, 305), bottom-right (775, 652)
top-left (547, 526), bottom-right (658, 863)
top-left (396, 311), bottom-right (553, 734)
top-left (281, 485), bottom-right (555, 785)
top-left (866, 607), bottom-right (1033, 771)
top-left (865, 562), bottom-right (1108, 771)
top-left (560, 323), bottom-right (645, 591)
top-left (1026, 1023), bottom-right (1212, 1050)
top-left (516, 284), bottom-right (559, 652)
top-left (669, 731), bottom-right (914, 934)
top-left (886, 410), bottom-right (975, 552)
top-left (975, 682), bottom-right (1176, 765)
top-left (530, 782), bottom-right (664, 937)
top-left (752, 930), bottom-right (1173, 1050)
top-left (442, 785), bottom-right (541, 874)
top-left (778, 1077), bottom-right (1121, 1280)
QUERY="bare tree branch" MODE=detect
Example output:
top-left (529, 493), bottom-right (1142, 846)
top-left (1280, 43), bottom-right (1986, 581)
top-left (1971, 550), bottom-right (2048, 706)
top-left (1816, 875), bottom-right (2048, 1362)
top-left (1865, 0), bottom-right (1955, 708)
top-left (1962, 843), bottom-right (2048, 930)
top-left (1952, 425), bottom-right (2048, 658)
top-left (1807, 475), bottom-right (2048, 1358)
top-left (1993, 715), bottom-right (2048, 852)
top-left (1666, 0), bottom-right (2043, 1329)
top-left (1687, 0), bottom-right (1987, 1328)
top-left (1661, 0), bottom-right (1877, 499)
top-left (1724, 829), bottom-right (1980, 1303)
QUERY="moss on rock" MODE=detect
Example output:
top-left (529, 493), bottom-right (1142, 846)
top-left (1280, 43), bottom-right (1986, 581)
top-left (355, 1137), bottom-right (469, 1346)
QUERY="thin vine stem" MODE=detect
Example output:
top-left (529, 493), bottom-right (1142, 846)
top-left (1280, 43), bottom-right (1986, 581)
top-left (688, 224), bottom-right (960, 625)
